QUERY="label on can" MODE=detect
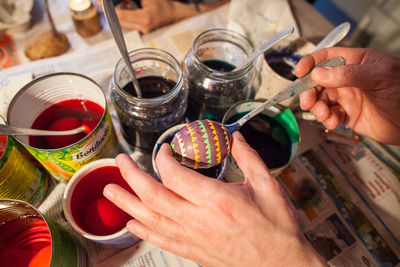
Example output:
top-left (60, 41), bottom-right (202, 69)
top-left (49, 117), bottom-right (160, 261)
top-left (25, 111), bottom-right (118, 182)
top-left (0, 136), bottom-right (49, 206)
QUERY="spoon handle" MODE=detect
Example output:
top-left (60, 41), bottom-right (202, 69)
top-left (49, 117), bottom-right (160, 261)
top-left (0, 124), bottom-right (84, 136)
top-left (235, 26), bottom-right (294, 71)
top-left (228, 56), bottom-right (345, 133)
top-left (311, 22), bottom-right (351, 53)
top-left (102, 0), bottom-right (142, 98)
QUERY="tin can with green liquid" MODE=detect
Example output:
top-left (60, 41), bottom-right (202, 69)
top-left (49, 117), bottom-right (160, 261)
top-left (222, 99), bottom-right (300, 182)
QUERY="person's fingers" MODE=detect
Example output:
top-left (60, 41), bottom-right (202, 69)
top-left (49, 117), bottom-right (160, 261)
top-left (103, 183), bottom-right (186, 239)
top-left (295, 54), bottom-right (316, 77)
top-left (115, 154), bottom-right (194, 221)
top-left (114, 8), bottom-right (150, 32)
top-left (299, 88), bottom-right (317, 111)
top-left (295, 47), bottom-right (370, 78)
top-left (311, 63), bottom-right (383, 90)
top-left (140, 0), bottom-right (155, 8)
top-left (321, 105), bottom-right (345, 130)
top-left (156, 144), bottom-right (222, 204)
top-left (310, 100), bottom-right (330, 122)
top-left (231, 132), bottom-right (273, 184)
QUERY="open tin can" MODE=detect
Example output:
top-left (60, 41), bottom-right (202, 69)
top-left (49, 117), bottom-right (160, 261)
top-left (222, 99), bottom-right (300, 182)
top-left (7, 73), bottom-right (118, 182)
top-left (0, 199), bottom-right (86, 266)
top-left (0, 116), bottom-right (50, 206)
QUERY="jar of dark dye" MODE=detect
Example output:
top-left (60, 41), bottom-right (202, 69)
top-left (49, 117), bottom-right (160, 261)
top-left (110, 48), bottom-right (188, 152)
top-left (183, 29), bottom-right (261, 122)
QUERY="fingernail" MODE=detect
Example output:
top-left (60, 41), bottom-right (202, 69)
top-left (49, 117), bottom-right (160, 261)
top-left (103, 184), bottom-right (115, 200)
top-left (115, 153), bottom-right (128, 166)
top-left (313, 67), bottom-right (332, 81)
top-left (233, 131), bottom-right (245, 142)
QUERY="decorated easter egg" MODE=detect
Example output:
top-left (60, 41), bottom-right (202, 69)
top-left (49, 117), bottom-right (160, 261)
top-left (171, 119), bottom-right (232, 169)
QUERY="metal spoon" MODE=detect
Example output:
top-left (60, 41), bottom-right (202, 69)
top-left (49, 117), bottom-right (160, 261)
top-left (311, 22), bottom-right (351, 53)
top-left (171, 57), bottom-right (346, 168)
top-left (234, 26), bottom-right (294, 71)
top-left (285, 22), bottom-right (350, 77)
top-left (101, 0), bottom-right (142, 98)
top-left (226, 57), bottom-right (345, 133)
top-left (0, 124), bottom-right (85, 136)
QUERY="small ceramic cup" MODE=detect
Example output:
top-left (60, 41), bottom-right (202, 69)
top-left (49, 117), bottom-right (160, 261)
top-left (63, 158), bottom-right (140, 249)
top-left (222, 99), bottom-right (300, 182)
top-left (256, 36), bottom-right (315, 108)
top-left (152, 124), bottom-right (227, 181)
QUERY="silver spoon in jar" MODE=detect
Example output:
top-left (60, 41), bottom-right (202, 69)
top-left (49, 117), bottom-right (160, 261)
top-left (233, 26), bottom-right (295, 71)
top-left (101, 0), bottom-right (142, 98)
top-left (0, 124), bottom-right (87, 136)
top-left (171, 57), bottom-right (345, 169)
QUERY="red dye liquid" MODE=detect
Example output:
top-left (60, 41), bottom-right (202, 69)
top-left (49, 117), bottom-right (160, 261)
top-left (29, 99), bottom-right (104, 149)
top-left (71, 166), bottom-right (134, 236)
top-left (84, 197), bottom-right (131, 235)
top-left (0, 135), bottom-right (7, 157)
top-left (0, 220), bottom-right (52, 266)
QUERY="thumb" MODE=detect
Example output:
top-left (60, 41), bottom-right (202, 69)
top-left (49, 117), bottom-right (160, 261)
top-left (231, 132), bottom-right (273, 183)
top-left (311, 64), bottom-right (382, 89)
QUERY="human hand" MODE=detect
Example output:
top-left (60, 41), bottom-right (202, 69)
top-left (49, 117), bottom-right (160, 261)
top-left (295, 47), bottom-right (400, 145)
top-left (103, 132), bottom-right (326, 267)
top-left (98, 0), bottom-right (190, 33)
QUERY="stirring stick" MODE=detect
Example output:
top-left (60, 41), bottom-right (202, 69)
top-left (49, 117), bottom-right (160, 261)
top-left (101, 0), bottom-right (142, 98)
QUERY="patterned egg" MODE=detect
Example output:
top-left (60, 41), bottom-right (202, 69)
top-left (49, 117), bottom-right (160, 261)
top-left (171, 119), bottom-right (232, 169)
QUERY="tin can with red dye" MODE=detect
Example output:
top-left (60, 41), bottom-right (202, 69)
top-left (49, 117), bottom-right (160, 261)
top-left (0, 116), bottom-right (50, 206)
top-left (0, 199), bottom-right (86, 267)
top-left (7, 73), bottom-right (118, 182)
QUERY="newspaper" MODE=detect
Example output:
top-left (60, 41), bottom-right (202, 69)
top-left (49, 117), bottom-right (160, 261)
top-left (278, 141), bottom-right (400, 266)
top-left (228, 0), bottom-right (300, 46)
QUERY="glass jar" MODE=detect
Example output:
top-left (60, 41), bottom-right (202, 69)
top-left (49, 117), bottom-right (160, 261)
top-left (183, 29), bottom-right (261, 122)
top-left (110, 48), bottom-right (188, 152)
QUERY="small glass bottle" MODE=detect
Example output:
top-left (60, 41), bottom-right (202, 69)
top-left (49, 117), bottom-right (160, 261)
top-left (110, 48), bottom-right (188, 152)
top-left (183, 29), bottom-right (261, 122)
top-left (69, 0), bottom-right (102, 37)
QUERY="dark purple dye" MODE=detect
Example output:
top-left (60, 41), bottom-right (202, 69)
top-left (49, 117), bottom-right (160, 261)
top-left (119, 76), bottom-right (176, 152)
top-left (226, 112), bottom-right (291, 168)
top-left (264, 49), bottom-right (302, 81)
top-left (122, 76), bottom-right (175, 98)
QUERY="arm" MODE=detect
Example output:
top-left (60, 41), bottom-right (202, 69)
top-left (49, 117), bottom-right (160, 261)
top-left (107, 0), bottom-right (230, 33)
top-left (171, 0), bottom-right (230, 21)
